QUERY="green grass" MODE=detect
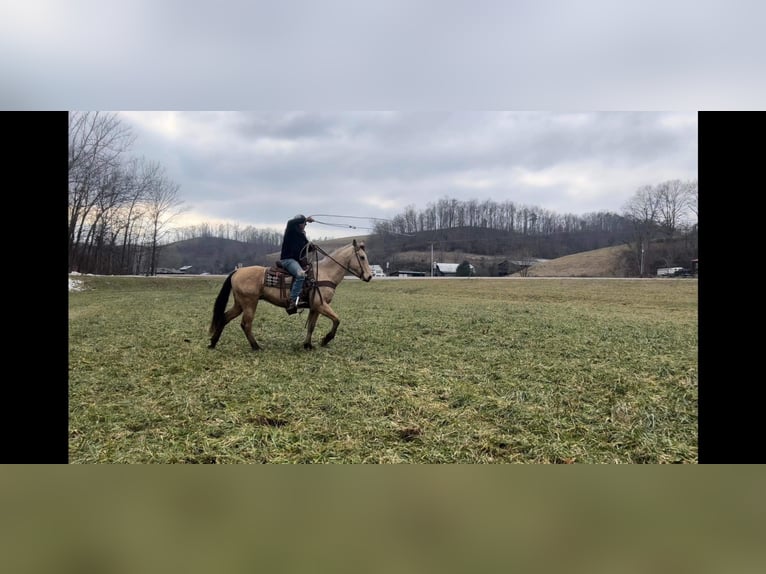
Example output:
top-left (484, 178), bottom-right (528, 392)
top-left (69, 275), bottom-right (698, 463)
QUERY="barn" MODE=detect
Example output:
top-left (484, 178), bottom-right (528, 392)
top-left (433, 262), bottom-right (475, 276)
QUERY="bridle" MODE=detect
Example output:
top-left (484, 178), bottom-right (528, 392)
top-left (309, 243), bottom-right (369, 280)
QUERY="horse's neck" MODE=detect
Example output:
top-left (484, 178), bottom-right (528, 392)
top-left (316, 248), bottom-right (350, 284)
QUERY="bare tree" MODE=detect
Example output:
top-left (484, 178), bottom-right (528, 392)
top-left (115, 157), bottom-right (164, 273)
top-left (683, 178), bottom-right (698, 222)
top-left (517, 249), bottom-right (535, 277)
top-left (402, 204), bottom-right (418, 233)
top-left (623, 184), bottom-right (661, 276)
top-left (144, 168), bottom-right (186, 275)
top-left (655, 179), bottom-right (689, 238)
top-left (68, 111), bottom-right (135, 271)
top-left (620, 178), bottom-right (698, 275)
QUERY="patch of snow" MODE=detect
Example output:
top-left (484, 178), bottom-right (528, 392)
top-left (69, 278), bottom-right (85, 292)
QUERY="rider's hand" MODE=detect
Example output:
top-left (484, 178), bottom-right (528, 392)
top-left (306, 216), bottom-right (315, 223)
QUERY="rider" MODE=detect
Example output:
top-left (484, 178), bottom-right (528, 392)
top-left (279, 214), bottom-right (315, 314)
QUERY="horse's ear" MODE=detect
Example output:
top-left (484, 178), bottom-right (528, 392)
top-left (353, 239), bottom-right (358, 248)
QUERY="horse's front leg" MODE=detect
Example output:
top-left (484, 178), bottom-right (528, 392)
top-left (303, 309), bottom-right (320, 350)
top-left (318, 305), bottom-right (340, 347)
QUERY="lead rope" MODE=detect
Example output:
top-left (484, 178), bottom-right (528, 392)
top-left (301, 244), bottom-right (325, 317)
top-left (311, 245), bottom-right (325, 307)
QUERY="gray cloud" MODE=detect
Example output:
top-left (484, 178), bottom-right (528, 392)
top-left (115, 111), bottom-right (696, 238)
top-left (9, 2), bottom-right (727, 237)
top-left (2, 1), bottom-right (764, 109)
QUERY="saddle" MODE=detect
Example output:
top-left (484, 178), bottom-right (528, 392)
top-left (265, 261), bottom-right (315, 304)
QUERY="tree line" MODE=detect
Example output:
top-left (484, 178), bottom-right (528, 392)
top-left (68, 111), bottom-right (290, 275)
top-left (171, 222), bottom-right (283, 254)
top-left (375, 184), bottom-right (697, 239)
top-left (68, 111), bottom-right (186, 275)
top-left (371, 181), bottom-right (697, 276)
top-left (621, 179), bottom-right (698, 275)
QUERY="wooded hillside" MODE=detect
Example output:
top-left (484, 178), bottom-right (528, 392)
top-left (157, 229), bottom-right (697, 278)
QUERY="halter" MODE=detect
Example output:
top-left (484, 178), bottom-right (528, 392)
top-left (310, 243), bottom-right (368, 280)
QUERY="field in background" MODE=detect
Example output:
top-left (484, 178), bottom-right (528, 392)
top-left (69, 275), bottom-right (698, 463)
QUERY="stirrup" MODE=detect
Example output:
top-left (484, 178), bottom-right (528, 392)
top-left (285, 298), bottom-right (298, 314)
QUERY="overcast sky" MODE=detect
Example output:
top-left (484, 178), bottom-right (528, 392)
top-left (6, 1), bottom-right (756, 238)
top-left (117, 111), bottom-right (697, 238)
top-left (3, 0), bottom-right (763, 110)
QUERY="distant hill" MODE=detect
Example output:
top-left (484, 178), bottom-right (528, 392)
top-left (158, 235), bottom-right (631, 276)
top-left (518, 244), bottom-right (633, 277)
top-left (159, 235), bottom-right (371, 274)
top-left (158, 237), bottom-right (276, 274)
top-left (372, 244), bottom-right (634, 277)
top-left (159, 232), bottom-right (691, 278)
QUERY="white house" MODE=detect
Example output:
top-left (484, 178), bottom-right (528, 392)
top-left (370, 264), bottom-right (386, 277)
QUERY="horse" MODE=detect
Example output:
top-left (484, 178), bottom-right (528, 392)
top-left (208, 239), bottom-right (374, 350)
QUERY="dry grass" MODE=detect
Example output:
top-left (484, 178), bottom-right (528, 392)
top-left (522, 245), bottom-right (632, 277)
top-left (69, 275), bottom-right (697, 463)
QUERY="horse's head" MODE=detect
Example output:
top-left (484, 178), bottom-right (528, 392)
top-left (351, 239), bottom-right (374, 282)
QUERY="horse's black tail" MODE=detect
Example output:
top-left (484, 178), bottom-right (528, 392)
top-left (209, 272), bottom-right (234, 336)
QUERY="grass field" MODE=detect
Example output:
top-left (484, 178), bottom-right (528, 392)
top-left (68, 275), bottom-right (698, 463)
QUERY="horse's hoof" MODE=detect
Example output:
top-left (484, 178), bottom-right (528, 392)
top-left (304, 343), bottom-right (313, 350)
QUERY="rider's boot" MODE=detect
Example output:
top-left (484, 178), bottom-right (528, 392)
top-left (286, 297), bottom-right (298, 315)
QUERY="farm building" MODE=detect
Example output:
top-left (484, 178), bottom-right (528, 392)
top-left (389, 270), bottom-right (427, 277)
top-left (657, 266), bottom-right (685, 277)
top-left (157, 265), bottom-right (193, 274)
top-left (433, 262), bottom-right (475, 276)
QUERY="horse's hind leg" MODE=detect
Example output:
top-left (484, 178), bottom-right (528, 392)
top-left (209, 303), bottom-right (243, 348)
top-left (240, 302), bottom-right (261, 351)
top-left (303, 309), bottom-right (320, 350)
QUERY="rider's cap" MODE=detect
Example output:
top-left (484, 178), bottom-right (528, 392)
top-left (293, 214), bottom-right (306, 223)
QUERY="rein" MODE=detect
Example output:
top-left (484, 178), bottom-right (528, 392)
top-left (293, 242), bottom-right (366, 311)
top-left (311, 243), bottom-right (366, 280)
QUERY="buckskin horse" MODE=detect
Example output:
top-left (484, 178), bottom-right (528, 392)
top-left (208, 240), bottom-right (373, 350)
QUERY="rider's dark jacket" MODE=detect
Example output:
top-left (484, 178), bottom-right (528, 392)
top-left (280, 215), bottom-right (311, 262)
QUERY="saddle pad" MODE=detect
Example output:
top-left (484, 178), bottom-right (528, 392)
top-left (265, 268), bottom-right (291, 289)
